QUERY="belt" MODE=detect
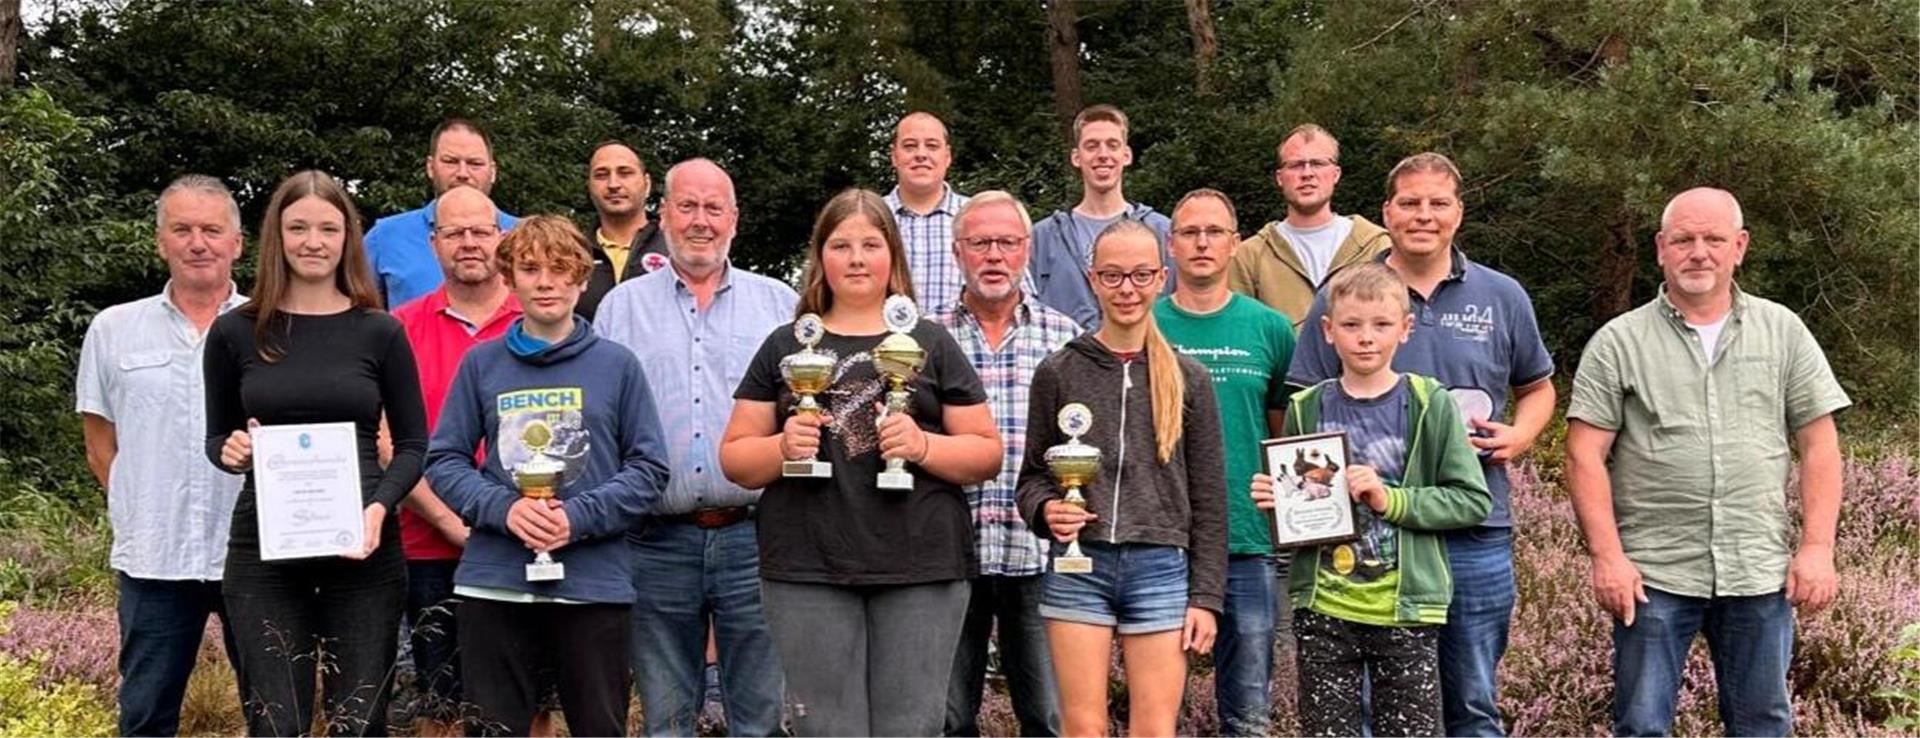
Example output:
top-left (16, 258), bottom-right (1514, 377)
top-left (658, 506), bottom-right (753, 529)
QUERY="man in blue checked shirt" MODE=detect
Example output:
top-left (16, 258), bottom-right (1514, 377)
top-left (885, 111), bottom-right (972, 314)
top-left (594, 158), bottom-right (796, 737)
top-left (932, 190), bottom-right (1080, 737)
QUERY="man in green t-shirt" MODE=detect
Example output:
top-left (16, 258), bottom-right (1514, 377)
top-left (1151, 188), bottom-right (1296, 737)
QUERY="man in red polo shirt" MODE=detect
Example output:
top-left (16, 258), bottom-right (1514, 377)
top-left (391, 184), bottom-right (521, 736)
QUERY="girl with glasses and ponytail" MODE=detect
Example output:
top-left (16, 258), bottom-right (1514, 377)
top-left (1015, 219), bottom-right (1229, 736)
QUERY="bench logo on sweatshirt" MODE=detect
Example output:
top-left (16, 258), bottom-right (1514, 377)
top-left (496, 387), bottom-right (589, 484)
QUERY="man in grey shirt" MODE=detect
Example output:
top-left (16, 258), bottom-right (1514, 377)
top-left (1566, 187), bottom-right (1848, 737)
top-left (595, 159), bottom-right (797, 736)
top-left (1028, 104), bottom-right (1171, 328)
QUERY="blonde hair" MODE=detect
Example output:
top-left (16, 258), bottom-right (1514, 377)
top-left (1090, 219), bottom-right (1184, 464)
top-left (1071, 104), bottom-right (1130, 146)
top-left (1324, 262), bottom-right (1411, 316)
top-left (1278, 123), bottom-right (1340, 164)
top-left (795, 189), bottom-right (916, 317)
top-left (497, 215), bottom-right (594, 287)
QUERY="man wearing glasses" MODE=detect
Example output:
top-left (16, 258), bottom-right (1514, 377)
top-left (1151, 189), bottom-right (1296, 737)
top-left (932, 191), bottom-right (1079, 737)
top-left (1229, 124), bottom-right (1391, 328)
top-left (390, 185), bottom-right (522, 735)
top-left (1029, 104), bottom-right (1172, 329)
top-left (367, 118), bottom-right (521, 308)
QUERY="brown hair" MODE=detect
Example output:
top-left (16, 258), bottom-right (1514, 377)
top-left (1324, 262), bottom-right (1412, 315)
top-left (1089, 219), bottom-right (1185, 464)
top-left (794, 189), bottom-right (916, 317)
top-left (430, 118), bottom-right (493, 157)
top-left (242, 170), bottom-right (379, 362)
top-left (1071, 104), bottom-right (1130, 146)
top-left (496, 215), bottom-right (595, 287)
top-left (1171, 187), bottom-right (1239, 232)
top-left (1277, 123), bottom-right (1340, 164)
top-left (1385, 152), bottom-right (1462, 200)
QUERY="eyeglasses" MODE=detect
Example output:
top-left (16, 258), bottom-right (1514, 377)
top-left (1280, 158), bottom-right (1337, 172)
top-left (434, 225), bottom-right (501, 241)
top-left (1172, 226), bottom-right (1234, 243)
top-left (1093, 268), bottom-right (1162, 288)
top-left (956, 236), bottom-right (1028, 254)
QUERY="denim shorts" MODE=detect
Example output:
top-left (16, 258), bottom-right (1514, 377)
top-left (1039, 541), bottom-right (1189, 634)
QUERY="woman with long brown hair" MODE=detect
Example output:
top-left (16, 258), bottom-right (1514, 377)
top-left (1014, 219), bottom-right (1228, 737)
top-left (719, 188), bottom-right (1002, 736)
top-left (203, 170), bottom-right (428, 736)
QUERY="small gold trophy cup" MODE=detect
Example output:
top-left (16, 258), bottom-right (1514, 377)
top-left (1045, 403), bottom-right (1100, 574)
top-left (779, 314), bottom-right (835, 478)
top-left (511, 447), bottom-right (567, 582)
top-left (872, 296), bottom-right (925, 491)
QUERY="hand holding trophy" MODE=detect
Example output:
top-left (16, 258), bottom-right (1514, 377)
top-left (1046, 403), bottom-right (1100, 574)
top-left (779, 313), bottom-right (835, 478)
top-left (511, 435), bottom-right (567, 582)
top-left (872, 296), bottom-right (926, 491)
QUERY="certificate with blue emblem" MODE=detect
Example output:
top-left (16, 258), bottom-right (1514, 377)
top-left (252, 422), bottom-right (364, 560)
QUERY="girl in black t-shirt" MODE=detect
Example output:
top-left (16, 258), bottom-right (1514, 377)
top-left (720, 188), bottom-right (1001, 736)
top-left (203, 171), bottom-right (427, 736)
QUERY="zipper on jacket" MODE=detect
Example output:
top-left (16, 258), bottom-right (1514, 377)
top-left (1110, 359), bottom-right (1131, 544)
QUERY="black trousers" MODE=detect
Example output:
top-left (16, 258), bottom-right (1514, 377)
top-left (458, 599), bottom-right (632, 737)
top-left (222, 546), bottom-right (407, 737)
top-left (1294, 609), bottom-right (1443, 738)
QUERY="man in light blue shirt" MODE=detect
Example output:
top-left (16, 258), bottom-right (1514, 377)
top-left (76, 175), bottom-right (249, 737)
top-left (595, 158), bottom-right (796, 737)
top-left (366, 118), bottom-right (520, 308)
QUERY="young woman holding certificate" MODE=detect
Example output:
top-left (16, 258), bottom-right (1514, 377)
top-left (203, 170), bottom-right (428, 736)
top-left (719, 189), bottom-right (1002, 736)
top-left (1013, 220), bottom-right (1229, 737)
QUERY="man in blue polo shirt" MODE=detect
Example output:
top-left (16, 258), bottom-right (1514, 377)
top-left (366, 118), bottom-right (521, 308)
top-left (1289, 152), bottom-right (1556, 738)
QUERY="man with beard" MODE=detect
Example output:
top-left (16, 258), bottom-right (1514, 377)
top-left (595, 159), bottom-right (795, 736)
top-left (578, 140), bottom-right (670, 319)
top-left (931, 191), bottom-right (1078, 737)
top-left (390, 184), bottom-right (522, 736)
top-left (367, 118), bottom-right (521, 308)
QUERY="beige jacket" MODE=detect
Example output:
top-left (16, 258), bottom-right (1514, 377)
top-left (1228, 215), bottom-right (1391, 327)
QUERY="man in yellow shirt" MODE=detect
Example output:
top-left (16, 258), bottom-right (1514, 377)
top-left (580, 140), bottom-right (669, 319)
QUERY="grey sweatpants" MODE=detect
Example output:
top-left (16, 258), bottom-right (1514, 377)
top-left (761, 579), bottom-right (970, 736)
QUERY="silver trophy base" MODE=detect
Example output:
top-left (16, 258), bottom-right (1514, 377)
top-left (526, 554), bottom-right (565, 582)
top-left (876, 471), bottom-right (915, 490)
top-left (782, 459), bottom-right (833, 478)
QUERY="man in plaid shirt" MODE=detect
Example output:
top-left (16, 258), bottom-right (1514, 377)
top-left (933, 190), bottom-right (1080, 736)
top-left (885, 111), bottom-right (971, 313)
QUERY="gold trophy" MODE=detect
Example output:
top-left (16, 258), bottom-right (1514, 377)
top-left (779, 314), bottom-right (835, 478)
top-left (872, 295), bottom-right (926, 491)
top-left (510, 437), bottom-right (567, 582)
top-left (1045, 403), bottom-right (1100, 574)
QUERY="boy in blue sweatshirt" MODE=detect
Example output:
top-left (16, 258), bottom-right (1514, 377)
top-left (1252, 263), bottom-right (1489, 737)
top-left (425, 215), bottom-right (670, 736)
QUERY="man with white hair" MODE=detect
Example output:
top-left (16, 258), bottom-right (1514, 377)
top-left (594, 158), bottom-right (795, 736)
top-left (932, 190), bottom-right (1078, 737)
top-left (1567, 187), bottom-right (1848, 737)
top-left (77, 174), bottom-right (249, 736)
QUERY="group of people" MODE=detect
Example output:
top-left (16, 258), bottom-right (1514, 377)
top-left (75, 104), bottom-right (1848, 738)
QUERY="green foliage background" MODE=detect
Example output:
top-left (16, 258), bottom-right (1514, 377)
top-left (3, 0), bottom-right (1915, 508)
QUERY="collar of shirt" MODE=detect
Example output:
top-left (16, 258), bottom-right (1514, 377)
top-left (596, 228), bottom-right (629, 254)
top-left (1376, 244), bottom-right (1470, 285)
top-left (159, 279), bottom-right (249, 320)
top-left (1655, 281), bottom-right (1748, 327)
top-left (884, 184), bottom-right (962, 217)
top-left (419, 286), bottom-right (523, 334)
top-left (669, 261), bottom-right (738, 299)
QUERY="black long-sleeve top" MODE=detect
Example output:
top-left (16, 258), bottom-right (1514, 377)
top-left (203, 307), bottom-right (429, 548)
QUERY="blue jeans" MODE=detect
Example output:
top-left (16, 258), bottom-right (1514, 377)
top-left (1439, 526), bottom-right (1516, 737)
top-left (1214, 555), bottom-right (1276, 737)
top-left (1612, 588), bottom-right (1793, 737)
top-left (629, 518), bottom-right (784, 736)
top-left (945, 573), bottom-right (1059, 736)
top-left (1039, 542), bottom-right (1188, 634)
top-left (116, 573), bottom-right (240, 737)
